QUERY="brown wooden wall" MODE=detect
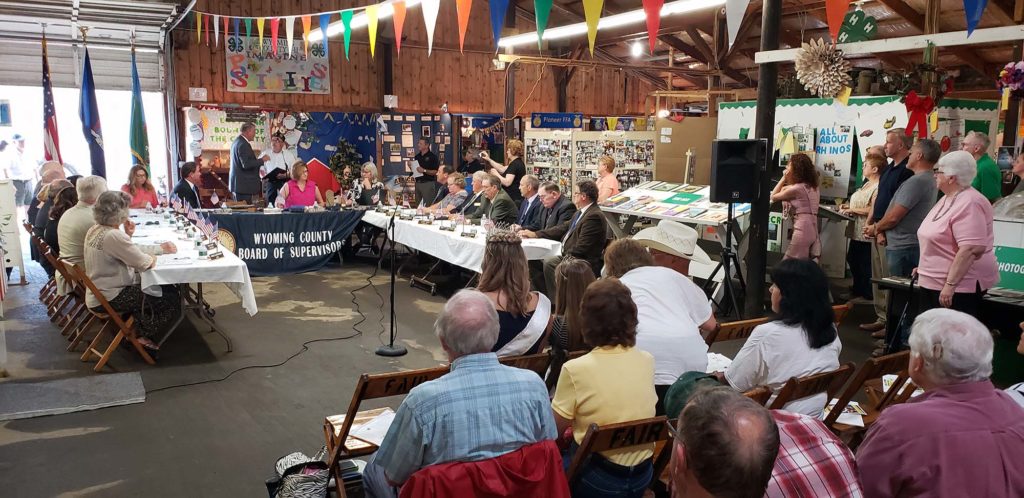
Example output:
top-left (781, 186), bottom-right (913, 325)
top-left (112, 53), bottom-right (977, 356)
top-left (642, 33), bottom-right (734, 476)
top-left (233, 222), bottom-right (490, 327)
top-left (173, 0), bottom-right (655, 115)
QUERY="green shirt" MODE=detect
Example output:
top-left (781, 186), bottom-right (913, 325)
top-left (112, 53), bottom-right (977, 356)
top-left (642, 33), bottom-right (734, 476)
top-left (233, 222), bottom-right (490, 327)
top-left (972, 155), bottom-right (1001, 202)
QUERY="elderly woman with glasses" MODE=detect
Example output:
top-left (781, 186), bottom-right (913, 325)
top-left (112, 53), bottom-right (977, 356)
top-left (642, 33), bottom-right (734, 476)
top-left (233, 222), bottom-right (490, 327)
top-left (83, 191), bottom-right (180, 350)
top-left (915, 151), bottom-right (999, 320)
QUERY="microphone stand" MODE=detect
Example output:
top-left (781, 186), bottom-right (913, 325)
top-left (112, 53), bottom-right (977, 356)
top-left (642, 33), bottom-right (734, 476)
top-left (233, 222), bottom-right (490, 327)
top-left (376, 205), bottom-right (408, 357)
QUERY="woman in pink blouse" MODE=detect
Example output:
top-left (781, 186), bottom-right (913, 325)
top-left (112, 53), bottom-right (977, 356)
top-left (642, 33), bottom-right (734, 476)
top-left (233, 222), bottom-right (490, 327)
top-left (771, 153), bottom-right (821, 261)
top-left (915, 151), bottom-right (999, 318)
top-left (596, 155), bottom-right (621, 204)
top-left (278, 160), bottom-right (324, 208)
top-left (121, 165), bottom-right (159, 209)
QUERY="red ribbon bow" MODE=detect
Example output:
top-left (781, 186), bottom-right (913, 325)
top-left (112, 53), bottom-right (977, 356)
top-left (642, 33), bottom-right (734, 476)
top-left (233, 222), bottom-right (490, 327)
top-left (904, 90), bottom-right (935, 138)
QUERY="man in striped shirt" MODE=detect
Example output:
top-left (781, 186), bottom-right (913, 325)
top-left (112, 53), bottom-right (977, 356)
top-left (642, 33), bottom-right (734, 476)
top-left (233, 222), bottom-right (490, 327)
top-left (767, 410), bottom-right (861, 497)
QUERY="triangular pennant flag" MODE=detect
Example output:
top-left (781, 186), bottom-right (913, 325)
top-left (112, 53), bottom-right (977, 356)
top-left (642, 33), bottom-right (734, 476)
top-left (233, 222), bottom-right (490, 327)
top-left (195, 12), bottom-right (201, 45)
top-left (825, 0), bottom-right (851, 42)
top-left (725, 0), bottom-right (749, 47)
top-left (319, 13), bottom-right (331, 57)
top-left (642, 0), bottom-right (665, 53)
top-left (285, 16), bottom-right (295, 56)
top-left (456, 0), bottom-right (473, 53)
top-left (256, 17), bottom-right (265, 54)
top-left (582, 0), bottom-right (603, 55)
top-left (422, 0), bottom-right (440, 55)
top-left (535, 0), bottom-right (553, 48)
top-left (214, 15), bottom-right (220, 48)
top-left (489, 0), bottom-right (510, 50)
top-left (366, 4), bottom-right (379, 58)
top-left (244, 18), bottom-right (252, 41)
top-left (963, 0), bottom-right (988, 36)
top-left (393, 1), bottom-right (407, 56)
top-left (222, 15), bottom-right (229, 47)
top-left (341, 10), bottom-right (353, 60)
top-left (270, 17), bottom-right (279, 56)
top-left (301, 16), bottom-right (311, 56)
top-left (233, 17), bottom-right (241, 43)
top-left (204, 12), bottom-right (210, 46)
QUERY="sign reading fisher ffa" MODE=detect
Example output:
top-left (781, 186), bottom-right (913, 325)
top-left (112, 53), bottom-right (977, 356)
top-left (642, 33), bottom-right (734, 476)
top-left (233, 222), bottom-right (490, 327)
top-left (531, 113), bottom-right (583, 129)
top-left (225, 36), bottom-right (330, 94)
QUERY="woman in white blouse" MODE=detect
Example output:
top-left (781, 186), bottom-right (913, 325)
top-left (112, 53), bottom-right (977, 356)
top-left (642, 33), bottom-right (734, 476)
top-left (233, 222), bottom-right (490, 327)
top-left (718, 258), bottom-right (841, 417)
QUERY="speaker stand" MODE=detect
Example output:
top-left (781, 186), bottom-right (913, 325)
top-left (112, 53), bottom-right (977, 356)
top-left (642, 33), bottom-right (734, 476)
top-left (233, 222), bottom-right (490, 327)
top-left (704, 203), bottom-right (746, 319)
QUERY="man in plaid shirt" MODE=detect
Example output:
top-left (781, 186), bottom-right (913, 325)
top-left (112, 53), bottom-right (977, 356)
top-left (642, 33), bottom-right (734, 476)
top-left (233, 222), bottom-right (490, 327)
top-left (767, 410), bottom-right (862, 497)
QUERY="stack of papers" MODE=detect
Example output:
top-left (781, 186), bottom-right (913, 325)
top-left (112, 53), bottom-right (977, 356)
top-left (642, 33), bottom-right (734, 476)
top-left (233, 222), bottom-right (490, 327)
top-left (823, 399), bottom-right (866, 427)
top-left (157, 255), bottom-right (194, 267)
top-left (349, 408), bottom-right (396, 446)
top-left (705, 352), bottom-right (733, 373)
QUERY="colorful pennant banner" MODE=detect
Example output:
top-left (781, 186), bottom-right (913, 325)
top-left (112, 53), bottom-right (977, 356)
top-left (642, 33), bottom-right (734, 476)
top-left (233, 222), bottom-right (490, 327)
top-left (582, 0), bottom-right (604, 55)
top-left (301, 16), bottom-right (311, 56)
top-left (455, 0), bottom-right (473, 53)
top-left (270, 17), bottom-right (280, 55)
top-left (825, 0), bottom-right (851, 42)
top-left (422, 0), bottom-right (441, 55)
top-left (535, 0), bottom-right (553, 48)
top-left (285, 16), bottom-right (295, 56)
top-left (366, 5), bottom-right (379, 58)
top-left (393, 1), bottom-right (407, 55)
top-left (341, 10), bottom-right (353, 60)
top-left (490, 0), bottom-right (510, 50)
top-left (642, 0), bottom-right (665, 53)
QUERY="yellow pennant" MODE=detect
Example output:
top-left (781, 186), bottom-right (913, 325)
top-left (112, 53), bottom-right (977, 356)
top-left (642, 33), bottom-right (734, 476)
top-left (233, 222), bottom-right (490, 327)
top-left (835, 86), bottom-right (852, 106)
top-left (366, 4), bottom-right (379, 58)
top-left (929, 111), bottom-right (939, 134)
top-left (607, 117), bottom-right (619, 130)
top-left (257, 17), bottom-right (265, 54)
top-left (582, 0), bottom-right (604, 55)
top-left (1002, 87), bottom-right (1010, 111)
top-left (195, 12), bottom-right (202, 44)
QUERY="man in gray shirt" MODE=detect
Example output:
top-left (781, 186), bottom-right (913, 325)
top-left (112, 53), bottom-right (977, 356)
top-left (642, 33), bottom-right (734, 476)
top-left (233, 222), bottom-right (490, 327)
top-left (867, 139), bottom-right (940, 277)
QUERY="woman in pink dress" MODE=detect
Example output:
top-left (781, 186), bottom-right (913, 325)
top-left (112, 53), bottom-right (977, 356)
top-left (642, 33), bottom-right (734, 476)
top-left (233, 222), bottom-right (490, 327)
top-left (278, 160), bottom-right (324, 208)
top-left (771, 153), bottom-right (821, 261)
top-left (596, 155), bottom-right (621, 204)
top-left (120, 165), bottom-right (159, 209)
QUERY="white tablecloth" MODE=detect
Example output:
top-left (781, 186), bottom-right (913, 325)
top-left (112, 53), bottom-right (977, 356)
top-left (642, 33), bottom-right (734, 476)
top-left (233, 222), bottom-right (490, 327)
top-left (129, 211), bottom-right (258, 316)
top-left (362, 210), bottom-right (561, 273)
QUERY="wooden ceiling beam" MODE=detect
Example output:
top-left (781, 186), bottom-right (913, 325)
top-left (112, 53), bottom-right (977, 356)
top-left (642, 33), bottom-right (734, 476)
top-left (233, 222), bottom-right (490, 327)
top-left (658, 34), bottom-right (754, 86)
top-left (874, 0), bottom-right (992, 76)
top-left (684, 27), bottom-right (716, 63)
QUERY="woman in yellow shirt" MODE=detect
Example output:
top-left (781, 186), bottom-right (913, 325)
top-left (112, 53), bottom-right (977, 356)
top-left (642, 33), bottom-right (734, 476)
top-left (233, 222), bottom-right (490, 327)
top-left (551, 278), bottom-right (657, 498)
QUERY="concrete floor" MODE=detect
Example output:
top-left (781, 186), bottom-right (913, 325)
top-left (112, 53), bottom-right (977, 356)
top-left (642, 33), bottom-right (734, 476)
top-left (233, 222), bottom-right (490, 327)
top-left (0, 255), bottom-right (879, 498)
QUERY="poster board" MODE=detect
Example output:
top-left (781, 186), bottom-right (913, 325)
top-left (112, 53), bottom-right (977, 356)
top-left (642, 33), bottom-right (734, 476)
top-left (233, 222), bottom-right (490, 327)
top-left (379, 113), bottom-right (454, 178)
top-left (572, 131), bottom-right (657, 191)
top-left (0, 180), bottom-right (24, 290)
top-left (654, 117), bottom-right (718, 185)
top-left (190, 108), bottom-right (269, 151)
top-left (225, 36), bottom-right (330, 94)
top-left (524, 130), bottom-right (574, 191)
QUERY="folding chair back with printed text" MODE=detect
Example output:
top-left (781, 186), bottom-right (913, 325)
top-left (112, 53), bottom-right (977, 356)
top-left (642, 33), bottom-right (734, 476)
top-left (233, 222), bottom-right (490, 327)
top-left (704, 316), bottom-right (771, 346)
top-left (565, 416), bottom-right (670, 489)
top-left (769, 362), bottom-right (856, 411)
top-left (325, 365), bottom-right (449, 497)
top-left (824, 351), bottom-right (912, 430)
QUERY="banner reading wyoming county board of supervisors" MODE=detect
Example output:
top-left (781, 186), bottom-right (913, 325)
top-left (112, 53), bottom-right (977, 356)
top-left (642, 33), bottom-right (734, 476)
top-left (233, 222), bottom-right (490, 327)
top-left (210, 211), bottom-right (363, 276)
top-left (225, 36), bottom-right (330, 94)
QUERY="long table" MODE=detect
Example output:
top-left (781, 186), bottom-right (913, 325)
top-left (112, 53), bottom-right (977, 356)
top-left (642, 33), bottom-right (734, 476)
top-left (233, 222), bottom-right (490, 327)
top-left (362, 210), bottom-right (561, 273)
top-left (130, 211), bottom-right (258, 350)
top-left (208, 210), bottom-right (364, 276)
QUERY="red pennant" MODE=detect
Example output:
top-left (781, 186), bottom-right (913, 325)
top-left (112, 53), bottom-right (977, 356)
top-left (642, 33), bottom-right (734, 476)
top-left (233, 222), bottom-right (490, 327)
top-left (825, 0), bottom-right (851, 42)
top-left (270, 18), bottom-right (279, 55)
top-left (642, 0), bottom-right (664, 54)
top-left (393, 1), bottom-right (407, 55)
top-left (222, 15), bottom-right (229, 47)
top-left (204, 12), bottom-right (210, 46)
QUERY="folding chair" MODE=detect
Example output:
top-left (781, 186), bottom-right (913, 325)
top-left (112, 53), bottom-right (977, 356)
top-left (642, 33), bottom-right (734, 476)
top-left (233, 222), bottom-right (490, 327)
top-left (51, 257), bottom-right (96, 345)
top-left (29, 234), bottom-right (58, 306)
top-left (768, 362), bottom-right (856, 411)
top-left (565, 416), bottom-right (671, 490)
top-left (703, 316), bottom-right (771, 346)
top-left (499, 351), bottom-right (552, 378)
top-left (832, 304), bottom-right (852, 327)
top-left (824, 351), bottom-right (912, 436)
top-left (38, 243), bottom-right (75, 326)
top-left (324, 366), bottom-right (449, 498)
top-left (66, 264), bottom-right (156, 372)
top-left (743, 385), bottom-right (774, 405)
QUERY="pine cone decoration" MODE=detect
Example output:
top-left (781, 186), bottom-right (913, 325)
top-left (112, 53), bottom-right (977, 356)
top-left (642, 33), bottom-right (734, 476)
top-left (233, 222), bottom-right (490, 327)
top-left (795, 38), bottom-right (852, 98)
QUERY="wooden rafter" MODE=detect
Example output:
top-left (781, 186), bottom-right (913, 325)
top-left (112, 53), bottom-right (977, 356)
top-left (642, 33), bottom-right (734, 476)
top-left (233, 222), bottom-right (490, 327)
top-left (874, 0), bottom-right (992, 75)
top-left (684, 27), bottom-right (715, 63)
top-left (658, 35), bottom-right (754, 86)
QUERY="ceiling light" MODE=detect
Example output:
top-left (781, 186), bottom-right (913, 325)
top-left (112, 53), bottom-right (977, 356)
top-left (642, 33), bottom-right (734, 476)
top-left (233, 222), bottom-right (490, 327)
top-left (631, 41), bottom-right (643, 58)
top-left (498, 0), bottom-right (727, 48)
top-left (308, 0), bottom-right (423, 42)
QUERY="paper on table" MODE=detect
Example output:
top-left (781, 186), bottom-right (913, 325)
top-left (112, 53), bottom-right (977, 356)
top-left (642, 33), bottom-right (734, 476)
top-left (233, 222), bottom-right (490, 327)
top-left (823, 399), bottom-right (865, 427)
top-left (158, 255), bottom-right (194, 267)
top-left (350, 408), bottom-right (396, 446)
top-left (706, 352), bottom-right (733, 373)
top-left (881, 374), bottom-right (924, 397)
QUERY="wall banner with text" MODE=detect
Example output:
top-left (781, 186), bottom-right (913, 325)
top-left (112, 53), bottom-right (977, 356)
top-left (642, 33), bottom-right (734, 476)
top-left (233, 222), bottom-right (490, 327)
top-left (225, 36), bottom-right (330, 94)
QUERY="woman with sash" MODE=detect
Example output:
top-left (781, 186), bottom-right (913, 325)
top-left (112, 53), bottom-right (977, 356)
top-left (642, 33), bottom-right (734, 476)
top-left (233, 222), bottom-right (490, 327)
top-left (478, 228), bottom-right (552, 357)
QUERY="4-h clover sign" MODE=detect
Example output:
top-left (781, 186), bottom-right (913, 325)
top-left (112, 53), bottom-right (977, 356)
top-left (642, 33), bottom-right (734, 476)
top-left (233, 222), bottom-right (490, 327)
top-left (837, 10), bottom-right (878, 44)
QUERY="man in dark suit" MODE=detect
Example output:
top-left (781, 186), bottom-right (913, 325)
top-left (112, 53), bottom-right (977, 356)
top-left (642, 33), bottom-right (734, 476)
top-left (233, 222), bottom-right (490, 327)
top-left (428, 165), bottom-right (455, 207)
top-left (476, 173), bottom-right (518, 226)
top-left (532, 181), bottom-right (577, 231)
top-left (515, 174), bottom-right (542, 230)
top-left (522, 180), bottom-right (607, 294)
top-left (173, 161), bottom-right (202, 209)
top-left (229, 122), bottom-right (265, 203)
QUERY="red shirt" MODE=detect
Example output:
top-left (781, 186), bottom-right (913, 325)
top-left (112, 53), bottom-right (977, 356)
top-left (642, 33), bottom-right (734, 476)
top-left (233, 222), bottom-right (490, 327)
top-left (121, 184), bottom-right (159, 209)
top-left (768, 410), bottom-right (861, 497)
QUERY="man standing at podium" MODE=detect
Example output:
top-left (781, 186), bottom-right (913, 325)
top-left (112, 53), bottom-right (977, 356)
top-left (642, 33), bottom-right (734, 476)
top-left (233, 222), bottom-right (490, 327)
top-left (230, 122), bottom-right (265, 203)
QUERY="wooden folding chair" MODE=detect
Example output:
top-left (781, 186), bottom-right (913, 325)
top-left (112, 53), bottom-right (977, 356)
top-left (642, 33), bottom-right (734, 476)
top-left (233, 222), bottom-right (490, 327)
top-left (324, 366), bottom-right (449, 498)
top-left (768, 362), bottom-right (856, 411)
top-left (29, 234), bottom-right (59, 306)
top-left (823, 351), bottom-right (912, 434)
top-left (742, 385), bottom-right (774, 405)
top-left (38, 243), bottom-right (76, 325)
top-left (49, 257), bottom-right (94, 342)
top-left (499, 351), bottom-right (552, 378)
top-left (66, 264), bottom-right (156, 372)
top-left (703, 316), bottom-right (771, 346)
top-left (832, 304), bottom-right (852, 327)
top-left (565, 416), bottom-right (671, 490)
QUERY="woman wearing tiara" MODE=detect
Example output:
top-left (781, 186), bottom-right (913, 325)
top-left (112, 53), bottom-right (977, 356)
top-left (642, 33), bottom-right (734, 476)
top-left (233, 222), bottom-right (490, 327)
top-left (477, 228), bottom-right (552, 356)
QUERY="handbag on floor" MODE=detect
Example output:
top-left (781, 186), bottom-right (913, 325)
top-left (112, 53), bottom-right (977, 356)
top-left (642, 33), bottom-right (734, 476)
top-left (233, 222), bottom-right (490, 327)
top-left (265, 447), bottom-right (330, 498)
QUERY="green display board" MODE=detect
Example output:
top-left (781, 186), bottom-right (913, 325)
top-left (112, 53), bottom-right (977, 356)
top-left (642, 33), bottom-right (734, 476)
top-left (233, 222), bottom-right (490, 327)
top-left (995, 246), bottom-right (1024, 291)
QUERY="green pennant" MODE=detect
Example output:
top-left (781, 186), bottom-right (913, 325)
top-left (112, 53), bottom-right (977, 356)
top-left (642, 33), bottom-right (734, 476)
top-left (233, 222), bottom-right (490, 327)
top-left (244, 18), bottom-right (252, 41)
top-left (341, 10), bottom-right (353, 60)
top-left (534, 0), bottom-right (553, 48)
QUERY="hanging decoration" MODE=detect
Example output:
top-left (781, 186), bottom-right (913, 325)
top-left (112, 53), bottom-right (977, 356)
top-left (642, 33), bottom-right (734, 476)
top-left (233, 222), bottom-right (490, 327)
top-left (366, 5), bottom-right (379, 58)
top-left (837, 9), bottom-right (878, 43)
top-left (214, 14), bottom-right (220, 47)
top-left (963, 0), bottom-right (988, 36)
top-left (319, 14), bottom-right (331, 57)
top-left (535, 0), bottom-right (553, 48)
top-left (257, 17), bottom-right (265, 54)
top-left (582, 0), bottom-right (604, 55)
top-left (455, 0), bottom-right (473, 53)
top-left (341, 10), bottom-right (354, 59)
top-left (233, 17), bottom-right (241, 43)
top-left (903, 90), bottom-right (934, 138)
top-left (997, 61), bottom-right (1024, 100)
top-left (301, 16), bottom-right (311, 56)
top-left (195, 12), bottom-right (201, 44)
top-left (724, 0), bottom-right (748, 47)
top-left (794, 38), bottom-right (851, 98)
top-left (824, 0), bottom-right (851, 42)
top-left (270, 18), bottom-right (280, 56)
top-left (244, 18), bottom-right (252, 41)
top-left (422, 0), bottom-right (441, 55)
top-left (393, 1), bottom-right (407, 55)
top-left (285, 16), bottom-right (295, 56)
top-left (204, 11), bottom-right (210, 46)
top-left (642, 0), bottom-right (665, 53)
top-left (490, 0), bottom-right (510, 50)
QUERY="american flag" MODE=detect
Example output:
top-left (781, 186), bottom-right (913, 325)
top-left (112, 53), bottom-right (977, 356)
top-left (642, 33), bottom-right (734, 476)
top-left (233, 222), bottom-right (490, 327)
top-left (42, 33), bottom-right (62, 164)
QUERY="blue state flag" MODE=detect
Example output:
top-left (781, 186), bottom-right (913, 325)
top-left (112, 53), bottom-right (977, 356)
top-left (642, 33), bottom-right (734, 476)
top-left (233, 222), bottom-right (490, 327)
top-left (79, 47), bottom-right (106, 177)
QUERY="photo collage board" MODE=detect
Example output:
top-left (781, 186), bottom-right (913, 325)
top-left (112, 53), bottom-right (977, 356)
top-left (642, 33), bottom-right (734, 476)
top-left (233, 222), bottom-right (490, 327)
top-left (380, 113), bottom-right (454, 178)
top-left (524, 130), bottom-right (657, 194)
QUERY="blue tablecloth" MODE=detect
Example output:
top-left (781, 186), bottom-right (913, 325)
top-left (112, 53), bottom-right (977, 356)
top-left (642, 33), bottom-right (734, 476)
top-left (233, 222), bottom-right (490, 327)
top-left (208, 210), bottom-right (364, 276)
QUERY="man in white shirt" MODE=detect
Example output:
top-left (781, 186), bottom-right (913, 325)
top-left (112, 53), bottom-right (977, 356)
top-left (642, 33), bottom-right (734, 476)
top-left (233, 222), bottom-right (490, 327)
top-left (9, 134), bottom-right (36, 211)
top-left (56, 175), bottom-right (108, 294)
top-left (259, 133), bottom-right (295, 206)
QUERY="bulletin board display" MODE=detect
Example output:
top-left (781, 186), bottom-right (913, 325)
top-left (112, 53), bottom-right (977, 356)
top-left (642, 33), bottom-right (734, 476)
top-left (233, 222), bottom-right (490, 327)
top-left (379, 113), bottom-right (455, 178)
